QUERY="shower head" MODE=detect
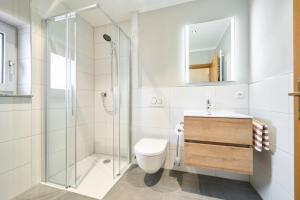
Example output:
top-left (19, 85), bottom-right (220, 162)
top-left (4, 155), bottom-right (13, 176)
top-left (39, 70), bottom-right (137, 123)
top-left (103, 34), bottom-right (111, 42)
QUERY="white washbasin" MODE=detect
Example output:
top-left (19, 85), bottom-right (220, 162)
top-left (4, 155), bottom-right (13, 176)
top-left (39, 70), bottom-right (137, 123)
top-left (184, 110), bottom-right (253, 119)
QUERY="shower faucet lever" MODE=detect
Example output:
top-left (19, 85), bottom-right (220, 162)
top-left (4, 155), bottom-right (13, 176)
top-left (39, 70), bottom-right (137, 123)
top-left (101, 92), bottom-right (107, 97)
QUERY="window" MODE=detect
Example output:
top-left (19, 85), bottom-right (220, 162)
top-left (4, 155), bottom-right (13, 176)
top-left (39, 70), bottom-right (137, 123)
top-left (0, 32), bottom-right (4, 84)
top-left (0, 20), bottom-right (17, 93)
top-left (50, 53), bottom-right (66, 90)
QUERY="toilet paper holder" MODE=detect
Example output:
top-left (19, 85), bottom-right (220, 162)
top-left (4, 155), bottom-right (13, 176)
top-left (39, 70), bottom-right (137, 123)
top-left (174, 122), bottom-right (184, 166)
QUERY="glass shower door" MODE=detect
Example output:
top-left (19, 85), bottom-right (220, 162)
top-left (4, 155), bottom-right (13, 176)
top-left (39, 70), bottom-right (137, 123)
top-left (46, 13), bottom-right (77, 188)
top-left (112, 26), bottom-right (131, 178)
top-left (118, 29), bottom-right (131, 173)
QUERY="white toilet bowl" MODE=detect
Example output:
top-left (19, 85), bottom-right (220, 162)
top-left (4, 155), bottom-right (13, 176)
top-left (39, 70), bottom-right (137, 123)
top-left (134, 138), bottom-right (168, 174)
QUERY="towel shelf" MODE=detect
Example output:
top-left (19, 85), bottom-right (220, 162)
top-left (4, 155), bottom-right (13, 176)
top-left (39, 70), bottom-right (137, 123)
top-left (288, 92), bottom-right (300, 96)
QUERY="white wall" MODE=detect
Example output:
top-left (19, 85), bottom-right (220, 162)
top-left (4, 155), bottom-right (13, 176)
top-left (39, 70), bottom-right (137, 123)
top-left (249, 0), bottom-right (294, 199)
top-left (76, 17), bottom-right (94, 162)
top-left (94, 23), bottom-right (114, 155)
top-left (94, 21), bottom-right (131, 155)
top-left (0, 1), bottom-right (43, 199)
top-left (138, 0), bottom-right (249, 87)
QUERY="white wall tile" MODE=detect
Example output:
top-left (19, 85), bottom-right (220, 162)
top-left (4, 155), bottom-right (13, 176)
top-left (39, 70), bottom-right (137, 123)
top-left (0, 170), bottom-right (14, 200)
top-left (272, 150), bottom-right (290, 193)
top-left (77, 72), bottom-right (94, 91)
top-left (0, 1), bottom-right (44, 199)
top-left (170, 86), bottom-right (215, 109)
top-left (249, 75), bottom-right (289, 113)
top-left (32, 109), bottom-right (42, 135)
top-left (95, 58), bottom-right (110, 76)
top-left (0, 141), bottom-right (13, 174)
top-left (0, 112), bottom-right (14, 142)
top-left (133, 107), bottom-right (171, 129)
top-left (13, 111), bottom-right (31, 139)
top-left (13, 164), bottom-right (31, 196)
top-left (250, 0), bottom-right (293, 83)
top-left (270, 181), bottom-right (290, 200)
top-left (94, 43), bottom-right (110, 60)
top-left (31, 135), bottom-right (41, 186)
top-left (249, 1), bottom-right (293, 199)
top-left (215, 84), bottom-right (248, 110)
top-left (32, 85), bottom-right (43, 110)
top-left (13, 138), bottom-right (31, 168)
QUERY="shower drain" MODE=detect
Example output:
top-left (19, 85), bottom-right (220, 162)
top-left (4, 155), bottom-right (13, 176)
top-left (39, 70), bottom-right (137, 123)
top-left (103, 159), bottom-right (111, 164)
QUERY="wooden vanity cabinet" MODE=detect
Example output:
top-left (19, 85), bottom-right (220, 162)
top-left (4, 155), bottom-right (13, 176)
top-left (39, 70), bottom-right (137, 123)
top-left (184, 116), bottom-right (253, 175)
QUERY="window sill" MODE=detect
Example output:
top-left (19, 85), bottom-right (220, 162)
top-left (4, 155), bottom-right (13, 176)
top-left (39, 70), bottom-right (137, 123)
top-left (0, 94), bottom-right (33, 98)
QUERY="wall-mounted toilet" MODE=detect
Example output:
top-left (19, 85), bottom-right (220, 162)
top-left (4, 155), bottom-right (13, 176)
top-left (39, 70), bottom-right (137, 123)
top-left (134, 138), bottom-right (168, 174)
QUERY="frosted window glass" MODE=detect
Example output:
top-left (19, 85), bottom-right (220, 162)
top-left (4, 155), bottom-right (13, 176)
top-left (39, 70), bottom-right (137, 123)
top-left (50, 53), bottom-right (66, 90)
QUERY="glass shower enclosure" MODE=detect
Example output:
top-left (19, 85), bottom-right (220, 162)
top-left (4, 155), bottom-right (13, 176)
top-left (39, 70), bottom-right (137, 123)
top-left (45, 4), bottom-right (131, 188)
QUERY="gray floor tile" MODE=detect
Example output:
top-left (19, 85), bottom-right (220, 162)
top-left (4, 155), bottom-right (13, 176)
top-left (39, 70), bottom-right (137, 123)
top-left (12, 185), bottom-right (66, 200)
top-left (13, 166), bottom-right (262, 200)
top-left (106, 165), bottom-right (262, 200)
top-left (55, 192), bottom-right (97, 200)
top-left (13, 185), bottom-right (96, 200)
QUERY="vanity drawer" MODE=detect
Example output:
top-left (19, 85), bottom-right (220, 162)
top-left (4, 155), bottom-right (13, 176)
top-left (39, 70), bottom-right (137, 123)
top-left (184, 117), bottom-right (253, 145)
top-left (184, 142), bottom-right (253, 175)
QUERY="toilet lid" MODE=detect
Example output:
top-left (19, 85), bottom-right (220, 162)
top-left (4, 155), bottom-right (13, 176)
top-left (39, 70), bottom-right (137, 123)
top-left (135, 138), bottom-right (168, 156)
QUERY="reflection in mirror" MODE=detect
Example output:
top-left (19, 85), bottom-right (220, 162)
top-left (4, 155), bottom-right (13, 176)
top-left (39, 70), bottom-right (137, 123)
top-left (185, 17), bottom-right (235, 84)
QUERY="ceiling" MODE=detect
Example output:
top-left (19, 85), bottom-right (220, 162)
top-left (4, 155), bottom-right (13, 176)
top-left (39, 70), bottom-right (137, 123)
top-left (189, 18), bottom-right (231, 51)
top-left (55, 0), bottom-right (196, 27)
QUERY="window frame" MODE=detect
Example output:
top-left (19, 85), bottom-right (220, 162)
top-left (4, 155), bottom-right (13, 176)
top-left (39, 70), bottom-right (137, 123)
top-left (0, 31), bottom-right (4, 84)
top-left (0, 20), bottom-right (18, 93)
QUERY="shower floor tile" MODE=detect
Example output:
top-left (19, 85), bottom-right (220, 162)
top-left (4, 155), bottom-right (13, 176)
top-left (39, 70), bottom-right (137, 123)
top-left (68, 154), bottom-right (128, 199)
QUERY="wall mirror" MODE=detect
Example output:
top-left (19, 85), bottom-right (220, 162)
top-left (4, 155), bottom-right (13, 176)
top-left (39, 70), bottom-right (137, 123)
top-left (185, 17), bottom-right (235, 84)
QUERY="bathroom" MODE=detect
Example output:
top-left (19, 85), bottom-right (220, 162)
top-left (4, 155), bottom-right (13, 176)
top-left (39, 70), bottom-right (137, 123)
top-left (0, 0), bottom-right (296, 199)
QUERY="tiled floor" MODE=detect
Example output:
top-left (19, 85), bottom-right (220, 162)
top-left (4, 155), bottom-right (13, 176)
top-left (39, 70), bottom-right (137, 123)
top-left (14, 165), bottom-right (262, 200)
top-left (104, 165), bottom-right (262, 200)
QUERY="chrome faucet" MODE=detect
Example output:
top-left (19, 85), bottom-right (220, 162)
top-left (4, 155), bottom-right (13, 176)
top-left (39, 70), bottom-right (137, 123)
top-left (206, 99), bottom-right (212, 115)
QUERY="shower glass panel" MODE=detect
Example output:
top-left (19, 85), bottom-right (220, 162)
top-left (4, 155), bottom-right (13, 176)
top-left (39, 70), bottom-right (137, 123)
top-left (112, 25), bottom-right (121, 178)
top-left (112, 26), bottom-right (131, 177)
top-left (45, 3), bottom-right (131, 190)
top-left (118, 29), bottom-right (131, 173)
top-left (46, 13), bottom-right (77, 188)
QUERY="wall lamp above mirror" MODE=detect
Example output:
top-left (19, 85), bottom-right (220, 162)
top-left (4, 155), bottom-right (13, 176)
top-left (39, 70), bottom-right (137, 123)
top-left (185, 17), bottom-right (236, 84)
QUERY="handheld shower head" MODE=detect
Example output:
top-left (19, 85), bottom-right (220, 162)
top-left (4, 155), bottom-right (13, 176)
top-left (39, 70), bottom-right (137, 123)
top-left (103, 34), bottom-right (111, 42)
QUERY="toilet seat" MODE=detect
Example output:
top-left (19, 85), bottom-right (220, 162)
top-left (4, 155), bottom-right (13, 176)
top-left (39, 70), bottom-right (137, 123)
top-left (135, 138), bottom-right (168, 156)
